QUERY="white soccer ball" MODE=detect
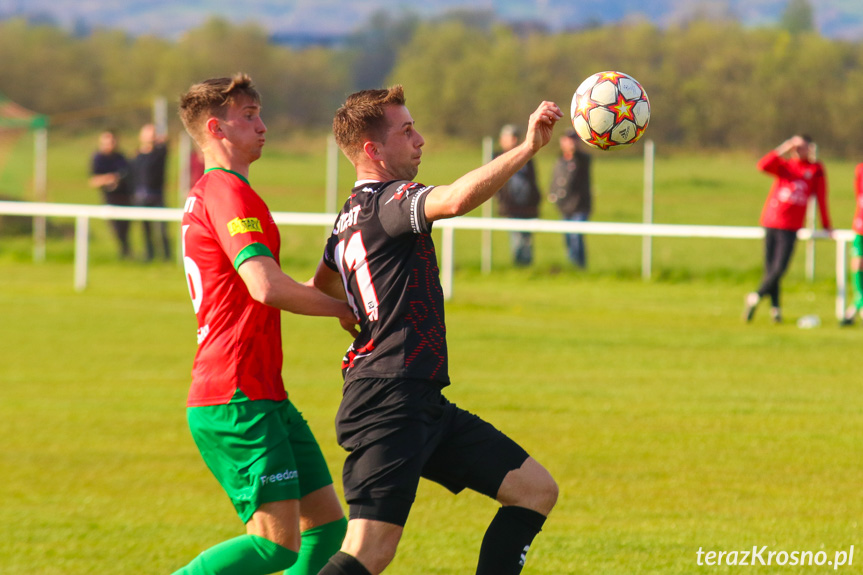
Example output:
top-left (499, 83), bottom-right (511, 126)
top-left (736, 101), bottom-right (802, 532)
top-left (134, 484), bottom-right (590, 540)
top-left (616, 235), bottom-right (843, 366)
top-left (571, 71), bottom-right (650, 151)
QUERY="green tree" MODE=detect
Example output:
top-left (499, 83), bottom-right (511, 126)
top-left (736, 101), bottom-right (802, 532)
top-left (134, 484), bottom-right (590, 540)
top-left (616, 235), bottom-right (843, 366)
top-left (345, 10), bottom-right (419, 90)
top-left (0, 19), bottom-right (100, 115)
top-left (780, 0), bottom-right (815, 35)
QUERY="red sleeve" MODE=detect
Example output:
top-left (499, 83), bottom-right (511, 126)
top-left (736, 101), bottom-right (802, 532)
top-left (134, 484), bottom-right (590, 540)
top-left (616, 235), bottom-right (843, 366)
top-left (757, 151), bottom-right (786, 177)
top-left (855, 164), bottom-right (863, 200)
top-left (205, 179), bottom-right (273, 267)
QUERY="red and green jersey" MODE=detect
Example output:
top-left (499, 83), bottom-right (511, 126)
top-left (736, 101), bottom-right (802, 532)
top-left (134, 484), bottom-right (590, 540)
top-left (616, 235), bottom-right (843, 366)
top-left (757, 151), bottom-right (831, 231)
top-left (181, 168), bottom-right (286, 406)
top-left (853, 163), bottom-right (863, 235)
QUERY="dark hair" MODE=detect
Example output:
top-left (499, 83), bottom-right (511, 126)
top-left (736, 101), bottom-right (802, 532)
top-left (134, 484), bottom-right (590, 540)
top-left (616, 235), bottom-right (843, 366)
top-left (332, 85), bottom-right (406, 162)
top-left (179, 73), bottom-right (260, 144)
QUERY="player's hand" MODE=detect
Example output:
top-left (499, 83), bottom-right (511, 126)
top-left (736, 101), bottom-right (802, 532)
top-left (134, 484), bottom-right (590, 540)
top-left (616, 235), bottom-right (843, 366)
top-left (339, 312), bottom-right (360, 338)
top-left (525, 101), bottom-right (563, 152)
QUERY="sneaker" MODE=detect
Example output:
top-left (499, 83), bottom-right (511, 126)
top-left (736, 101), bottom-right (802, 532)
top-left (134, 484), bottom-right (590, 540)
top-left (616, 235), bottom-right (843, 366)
top-left (743, 292), bottom-right (760, 322)
top-left (839, 305), bottom-right (859, 327)
top-left (770, 307), bottom-right (782, 324)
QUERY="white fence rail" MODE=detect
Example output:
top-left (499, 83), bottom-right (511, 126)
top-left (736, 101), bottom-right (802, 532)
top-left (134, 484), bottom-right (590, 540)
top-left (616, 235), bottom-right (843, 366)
top-left (0, 200), bottom-right (855, 319)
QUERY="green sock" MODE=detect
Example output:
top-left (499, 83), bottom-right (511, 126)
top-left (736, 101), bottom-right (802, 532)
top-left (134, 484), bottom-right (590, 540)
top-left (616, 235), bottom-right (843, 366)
top-left (172, 534), bottom-right (298, 575)
top-left (286, 517), bottom-right (348, 575)
top-left (853, 270), bottom-right (863, 309)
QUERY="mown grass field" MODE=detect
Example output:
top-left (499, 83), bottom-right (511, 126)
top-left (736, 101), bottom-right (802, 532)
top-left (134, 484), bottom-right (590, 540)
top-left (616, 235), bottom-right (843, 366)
top-left (1, 131), bottom-right (862, 574)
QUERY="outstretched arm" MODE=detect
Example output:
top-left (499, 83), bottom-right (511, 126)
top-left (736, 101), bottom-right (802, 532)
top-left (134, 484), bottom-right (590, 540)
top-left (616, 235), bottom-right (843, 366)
top-left (310, 259), bottom-right (361, 336)
top-left (239, 255), bottom-right (358, 336)
top-left (310, 259), bottom-right (347, 300)
top-left (423, 101), bottom-right (562, 222)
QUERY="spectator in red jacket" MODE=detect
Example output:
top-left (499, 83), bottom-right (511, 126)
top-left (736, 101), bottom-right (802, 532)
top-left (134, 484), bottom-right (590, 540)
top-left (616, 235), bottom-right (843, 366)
top-left (744, 135), bottom-right (832, 323)
top-left (840, 163), bottom-right (863, 325)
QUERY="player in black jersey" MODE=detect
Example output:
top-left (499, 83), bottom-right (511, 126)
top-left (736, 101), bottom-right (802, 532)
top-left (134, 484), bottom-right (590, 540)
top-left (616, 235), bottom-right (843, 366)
top-left (312, 86), bottom-right (561, 575)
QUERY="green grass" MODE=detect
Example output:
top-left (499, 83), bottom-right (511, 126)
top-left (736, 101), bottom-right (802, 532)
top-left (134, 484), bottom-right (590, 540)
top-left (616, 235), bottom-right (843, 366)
top-left (1, 260), bottom-right (862, 574)
top-left (2, 133), bottom-right (862, 573)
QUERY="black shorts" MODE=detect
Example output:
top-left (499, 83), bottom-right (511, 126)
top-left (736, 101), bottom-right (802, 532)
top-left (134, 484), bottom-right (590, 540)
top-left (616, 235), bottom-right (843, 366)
top-left (335, 377), bottom-right (529, 526)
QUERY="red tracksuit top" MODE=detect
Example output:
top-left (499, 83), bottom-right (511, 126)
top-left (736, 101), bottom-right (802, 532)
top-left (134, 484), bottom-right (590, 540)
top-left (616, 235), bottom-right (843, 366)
top-left (758, 151), bottom-right (831, 232)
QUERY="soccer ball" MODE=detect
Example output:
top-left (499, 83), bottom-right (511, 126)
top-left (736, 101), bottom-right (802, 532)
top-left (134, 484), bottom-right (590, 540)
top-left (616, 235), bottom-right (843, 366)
top-left (571, 71), bottom-right (650, 151)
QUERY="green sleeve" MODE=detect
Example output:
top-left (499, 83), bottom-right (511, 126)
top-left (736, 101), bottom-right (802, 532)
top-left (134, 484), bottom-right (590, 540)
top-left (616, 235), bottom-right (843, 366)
top-left (233, 243), bottom-right (274, 270)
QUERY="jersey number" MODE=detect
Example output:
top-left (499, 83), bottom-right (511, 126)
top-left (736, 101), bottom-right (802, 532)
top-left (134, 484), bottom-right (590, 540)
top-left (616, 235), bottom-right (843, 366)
top-left (182, 223), bottom-right (203, 314)
top-left (336, 231), bottom-right (380, 322)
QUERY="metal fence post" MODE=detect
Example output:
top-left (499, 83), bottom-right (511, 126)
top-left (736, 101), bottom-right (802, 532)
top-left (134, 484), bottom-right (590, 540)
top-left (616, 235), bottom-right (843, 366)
top-left (74, 215), bottom-right (89, 292)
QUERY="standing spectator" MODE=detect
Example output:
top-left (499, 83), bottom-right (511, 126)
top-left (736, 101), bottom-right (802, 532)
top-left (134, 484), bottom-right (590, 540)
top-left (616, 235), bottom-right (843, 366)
top-left (840, 162), bottom-right (863, 326)
top-left (172, 74), bottom-right (357, 575)
top-left (494, 124), bottom-right (541, 266)
top-left (549, 130), bottom-right (592, 268)
top-left (131, 123), bottom-right (171, 261)
top-left (311, 86), bottom-right (559, 575)
top-left (744, 135), bottom-right (832, 323)
top-left (89, 130), bottom-right (132, 259)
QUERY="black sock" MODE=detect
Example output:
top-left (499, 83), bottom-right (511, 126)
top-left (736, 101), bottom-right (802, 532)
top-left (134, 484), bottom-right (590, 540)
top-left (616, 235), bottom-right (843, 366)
top-left (476, 506), bottom-right (547, 575)
top-left (317, 551), bottom-right (372, 575)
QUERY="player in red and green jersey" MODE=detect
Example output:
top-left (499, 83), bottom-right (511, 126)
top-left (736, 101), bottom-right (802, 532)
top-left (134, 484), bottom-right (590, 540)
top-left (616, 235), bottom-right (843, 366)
top-left (744, 135), bottom-right (832, 323)
top-left (182, 168), bottom-right (286, 405)
top-left (172, 74), bottom-right (357, 575)
top-left (841, 163), bottom-right (863, 325)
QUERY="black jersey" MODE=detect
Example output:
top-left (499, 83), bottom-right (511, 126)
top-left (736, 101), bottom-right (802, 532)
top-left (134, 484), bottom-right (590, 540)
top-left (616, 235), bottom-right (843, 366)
top-left (323, 180), bottom-right (449, 386)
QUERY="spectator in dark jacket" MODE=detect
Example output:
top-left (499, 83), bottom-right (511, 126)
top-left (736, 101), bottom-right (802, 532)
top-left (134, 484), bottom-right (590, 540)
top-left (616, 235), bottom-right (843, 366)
top-left (89, 130), bottom-right (133, 259)
top-left (132, 123), bottom-right (171, 261)
top-left (549, 130), bottom-right (592, 268)
top-left (494, 124), bottom-right (541, 266)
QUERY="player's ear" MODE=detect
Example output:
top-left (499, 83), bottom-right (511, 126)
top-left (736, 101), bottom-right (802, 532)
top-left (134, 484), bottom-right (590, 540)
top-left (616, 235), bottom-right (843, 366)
top-left (206, 117), bottom-right (223, 139)
top-left (362, 140), bottom-right (381, 162)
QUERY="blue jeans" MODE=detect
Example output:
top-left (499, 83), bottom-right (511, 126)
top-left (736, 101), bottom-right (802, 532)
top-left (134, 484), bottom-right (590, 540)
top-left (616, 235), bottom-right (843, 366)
top-left (509, 231), bottom-right (533, 266)
top-left (564, 212), bottom-right (588, 268)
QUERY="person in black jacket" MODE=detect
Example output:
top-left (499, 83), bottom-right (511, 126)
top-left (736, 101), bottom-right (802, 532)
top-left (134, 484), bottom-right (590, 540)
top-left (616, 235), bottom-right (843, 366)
top-left (549, 130), bottom-right (592, 268)
top-left (494, 124), bottom-right (541, 266)
top-left (132, 123), bottom-right (171, 261)
top-left (89, 130), bottom-right (133, 259)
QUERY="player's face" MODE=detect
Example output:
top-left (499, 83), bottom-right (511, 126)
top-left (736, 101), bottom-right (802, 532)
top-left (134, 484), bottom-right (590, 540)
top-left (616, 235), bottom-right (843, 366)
top-left (379, 105), bottom-right (424, 181)
top-left (220, 98), bottom-right (267, 163)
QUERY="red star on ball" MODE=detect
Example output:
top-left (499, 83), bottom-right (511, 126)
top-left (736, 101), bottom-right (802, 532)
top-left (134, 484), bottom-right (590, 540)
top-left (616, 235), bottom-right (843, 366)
top-left (589, 132), bottom-right (612, 150)
top-left (575, 94), bottom-right (596, 119)
top-left (610, 92), bottom-right (635, 124)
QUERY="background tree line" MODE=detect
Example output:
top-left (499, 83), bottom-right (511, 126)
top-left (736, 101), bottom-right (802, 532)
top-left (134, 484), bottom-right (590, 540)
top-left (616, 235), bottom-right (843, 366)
top-left (3, 8), bottom-right (863, 156)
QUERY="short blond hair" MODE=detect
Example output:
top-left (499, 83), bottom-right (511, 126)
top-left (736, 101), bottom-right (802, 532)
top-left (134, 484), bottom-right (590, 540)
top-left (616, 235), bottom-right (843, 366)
top-left (179, 73), bottom-right (261, 145)
top-left (332, 85), bottom-right (406, 162)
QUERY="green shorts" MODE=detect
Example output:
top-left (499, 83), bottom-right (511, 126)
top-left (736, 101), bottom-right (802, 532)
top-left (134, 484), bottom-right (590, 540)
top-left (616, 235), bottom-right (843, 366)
top-left (852, 234), bottom-right (863, 258)
top-left (187, 397), bottom-right (334, 523)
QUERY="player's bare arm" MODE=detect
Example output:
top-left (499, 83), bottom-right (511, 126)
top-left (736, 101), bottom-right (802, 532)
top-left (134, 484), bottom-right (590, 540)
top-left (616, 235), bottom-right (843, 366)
top-left (309, 262), bottom-right (360, 336)
top-left (238, 255), bottom-right (357, 328)
top-left (423, 101), bottom-right (561, 222)
top-left (310, 260), bottom-right (347, 300)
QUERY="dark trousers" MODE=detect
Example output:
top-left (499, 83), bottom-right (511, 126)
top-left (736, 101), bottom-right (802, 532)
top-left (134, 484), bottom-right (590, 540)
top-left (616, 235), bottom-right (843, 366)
top-left (103, 191), bottom-right (132, 259)
top-left (135, 190), bottom-right (171, 261)
top-left (757, 227), bottom-right (798, 308)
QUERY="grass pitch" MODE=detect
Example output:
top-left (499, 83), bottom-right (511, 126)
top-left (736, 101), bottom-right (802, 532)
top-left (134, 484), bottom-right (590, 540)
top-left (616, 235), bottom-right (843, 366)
top-left (1, 134), bottom-right (862, 573)
top-left (1, 259), bottom-right (861, 574)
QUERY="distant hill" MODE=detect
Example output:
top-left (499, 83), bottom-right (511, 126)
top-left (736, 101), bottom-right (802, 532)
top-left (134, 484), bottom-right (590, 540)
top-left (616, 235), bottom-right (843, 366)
top-left (2, 0), bottom-right (862, 41)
